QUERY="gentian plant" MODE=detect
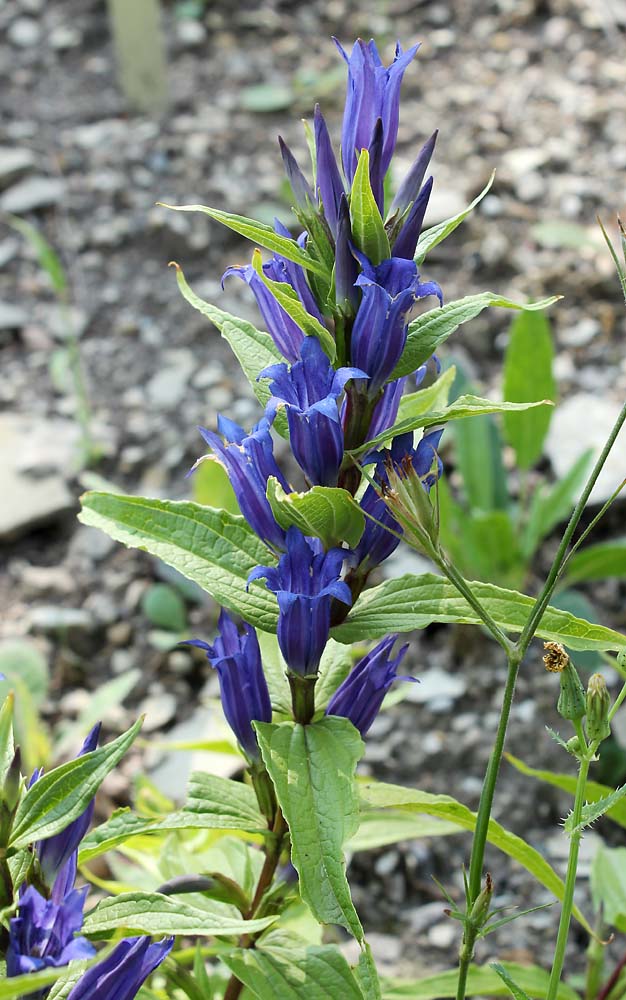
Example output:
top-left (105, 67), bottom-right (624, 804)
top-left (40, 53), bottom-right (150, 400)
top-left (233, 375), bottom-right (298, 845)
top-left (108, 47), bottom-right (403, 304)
top-left (3, 35), bottom-right (626, 1000)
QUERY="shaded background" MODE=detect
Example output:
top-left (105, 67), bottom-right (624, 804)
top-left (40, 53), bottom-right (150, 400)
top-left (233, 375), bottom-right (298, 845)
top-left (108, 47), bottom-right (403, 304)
top-left (1, 0), bottom-right (626, 977)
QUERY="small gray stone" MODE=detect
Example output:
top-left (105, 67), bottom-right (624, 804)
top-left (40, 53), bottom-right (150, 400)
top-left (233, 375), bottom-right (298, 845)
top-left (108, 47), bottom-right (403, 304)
top-left (7, 16), bottom-right (41, 47)
top-left (28, 606), bottom-right (96, 635)
top-left (545, 393), bottom-right (626, 503)
top-left (176, 19), bottom-right (207, 46)
top-left (403, 668), bottom-right (467, 711)
top-left (146, 350), bottom-right (195, 409)
top-left (427, 920), bottom-right (457, 949)
top-left (49, 25), bottom-right (82, 50)
top-left (0, 177), bottom-right (65, 214)
top-left (139, 691), bottom-right (178, 732)
top-left (0, 302), bottom-right (28, 330)
top-left (0, 147), bottom-right (36, 189)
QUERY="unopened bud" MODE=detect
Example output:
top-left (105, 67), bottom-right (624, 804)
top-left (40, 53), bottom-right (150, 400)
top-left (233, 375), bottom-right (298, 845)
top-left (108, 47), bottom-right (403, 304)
top-left (2, 747), bottom-right (22, 813)
top-left (617, 649), bottom-right (626, 671)
top-left (469, 872), bottom-right (493, 928)
top-left (586, 673), bottom-right (611, 744)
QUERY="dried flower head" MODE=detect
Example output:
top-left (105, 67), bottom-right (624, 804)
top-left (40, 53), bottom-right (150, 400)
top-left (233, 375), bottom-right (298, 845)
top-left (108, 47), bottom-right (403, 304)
top-left (543, 641), bottom-right (570, 673)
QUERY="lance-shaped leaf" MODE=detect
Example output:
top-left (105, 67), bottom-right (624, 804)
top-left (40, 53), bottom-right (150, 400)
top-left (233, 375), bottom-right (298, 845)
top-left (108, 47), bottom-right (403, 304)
top-left (384, 962), bottom-right (579, 1000)
top-left (223, 932), bottom-right (365, 1000)
top-left (332, 573), bottom-right (626, 653)
top-left (82, 891), bottom-right (274, 938)
top-left (78, 492), bottom-right (279, 633)
top-left (256, 717), bottom-right (364, 941)
top-left (591, 845), bottom-right (626, 932)
top-left (564, 785), bottom-right (626, 834)
top-left (250, 249), bottom-right (336, 360)
top-left (502, 310), bottom-right (556, 469)
top-left (491, 964), bottom-right (533, 1000)
top-left (158, 203), bottom-right (327, 277)
top-left (266, 477), bottom-right (365, 549)
top-left (561, 538), bottom-right (626, 585)
top-left (505, 753), bottom-right (626, 829)
top-left (350, 149), bottom-right (391, 266)
top-left (359, 780), bottom-right (591, 933)
top-left (351, 395), bottom-right (552, 456)
top-left (9, 718), bottom-right (143, 848)
top-left (392, 291), bottom-right (561, 380)
top-left (413, 171), bottom-right (495, 265)
top-left (355, 942), bottom-right (382, 1000)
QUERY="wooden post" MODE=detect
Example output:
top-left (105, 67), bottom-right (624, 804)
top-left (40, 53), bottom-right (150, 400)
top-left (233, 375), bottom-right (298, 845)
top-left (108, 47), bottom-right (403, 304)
top-left (108, 0), bottom-right (168, 114)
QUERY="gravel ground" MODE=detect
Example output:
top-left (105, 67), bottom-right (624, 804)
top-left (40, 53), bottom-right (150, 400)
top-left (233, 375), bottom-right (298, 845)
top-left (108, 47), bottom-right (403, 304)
top-left (2, 0), bottom-right (626, 984)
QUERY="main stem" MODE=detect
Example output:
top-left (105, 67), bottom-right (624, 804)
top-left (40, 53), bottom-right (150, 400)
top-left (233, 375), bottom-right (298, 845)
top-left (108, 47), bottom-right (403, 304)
top-left (546, 751), bottom-right (591, 1000)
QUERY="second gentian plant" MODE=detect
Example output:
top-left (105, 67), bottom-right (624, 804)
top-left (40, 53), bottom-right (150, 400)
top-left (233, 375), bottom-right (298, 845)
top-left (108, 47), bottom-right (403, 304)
top-left (3, 33), bottom-right (626, 1000)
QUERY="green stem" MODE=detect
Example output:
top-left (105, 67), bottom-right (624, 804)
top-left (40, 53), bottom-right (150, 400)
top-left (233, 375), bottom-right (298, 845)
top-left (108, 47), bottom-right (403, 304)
top-left (546, 750), bottom-right (591, 1000)
top-left (436, 550), bottom-right (514, 655)
top-left (584, 912), bottom-right (606, 1000)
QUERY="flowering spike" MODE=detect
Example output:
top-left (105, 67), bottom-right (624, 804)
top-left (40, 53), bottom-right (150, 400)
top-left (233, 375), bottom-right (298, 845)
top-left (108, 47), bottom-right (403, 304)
top-left (248, 527), bottom-right (351, 676)
top-left (184, 611), bottom-right (271, 759)
top-left (326, 635), bottom-right (411, 735)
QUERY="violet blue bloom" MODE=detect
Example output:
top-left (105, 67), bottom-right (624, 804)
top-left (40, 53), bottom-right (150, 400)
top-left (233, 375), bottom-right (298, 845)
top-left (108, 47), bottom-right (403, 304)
top-left (392, 175), bottom-right (434, 259)
top-left (7, 861), bottom-right (95, 982)
top-left (34, 723), bottom-right (100, 889)
top-left (194, 416), bottom-right (288, 551)
top-left (352, 483), bottom-right (403, 571)
top-left (314, 105), bottom-right (345, 237)
top-left (66, 936), bottom-right (174, 1000)
top-left (249, 527), bottom-right (351, 676)
top-left (389, 130), bottom-right (438, 222)
top-left (265, 221), bottom-right (325, 326)
top-left (184, 610), bottom-right (271, 759)
top-left (260, 336), bottom-right (367, 487)
top-left (334, 37), bottom-right (419, 185)
top-left (366, 376), bottom-right (407, 441)
top-left (377, 427), bottom-right (445, 490)
top-left (326, 635), bottom-right (410, 735)
top-left (350, 252), bottom-right (442, 395)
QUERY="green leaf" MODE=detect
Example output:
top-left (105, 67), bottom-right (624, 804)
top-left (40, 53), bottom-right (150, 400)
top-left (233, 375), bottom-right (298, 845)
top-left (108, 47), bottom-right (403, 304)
top-left (350, 149), bottom-right (391, 265)
top-left (0, 639), bottom-right (49, 772)
top-left (505, 754), bottom-right (626, 829)
top-left (240, 83), bottom-right (295, 112)
top-left (521, 451), bottom-right (592, 559)
top-left (414, 172), bottom-right (495, 265)
top-left (185, 771), bottom-right (264, 831)
top-left (355, 942), bottom-right (383, 1000)
top-left (257, 631), bottom-right (292, 715)
top-left (490, 964), bottom-right (536, 1000)
top-left (562, 538), bottom-right (626, 585)
top-left (591, 844), bottom-right (626, 931)
top-left (315, 639), bottom-right (355, 711)
top-left (438, 504), bottom-right (525, 591)
top-left (548, 591), bottom-right (603, 669)
top-left (169, 263), bottom-right (288, 435)
top-left (348, 810), bottom-right (461, 851)
top-left (192, 458), bottom-right (239, 515)
top-left (332, 572), bottom-right (626, 653)
top-left (78, 492), bottom-right (279, 633)
top-left (159, 206), bottom-right (327, 277)
top-left (383, 962), bottom-right (579, 1000)
top-left (142, 583), bottom-right (187, 632)
top-left (251, 248), bottom-right (336, 360)
top-left (8, 215), bottom-right (67, 294)
top-left (502, 311), bottom-right (556, 469)
top-left (266, 477), bottom-right (365, 548)
top-left (256, 717), bottom-right (364, 940)
top-left (82, 890), bottom-right (274, 938)
top-left (392, 291), bottom-right (560, 380)
top-left (353, 394), bottom-right (551, 457)
top-left (9, 718), bottom-right (143, 849)
top-left (359, 780), bottom-right (591, 934)
top-left (564, 785), bottom-right (626, 834)
top-left (223, 932), bottom-right (365, 1000)
top-left (0, 693), bottom-right (15, 789)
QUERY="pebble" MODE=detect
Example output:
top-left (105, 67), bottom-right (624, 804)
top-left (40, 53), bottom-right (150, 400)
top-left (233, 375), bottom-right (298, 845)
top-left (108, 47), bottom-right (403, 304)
top-left (139, 691), bottom-right (178, 732)
top-left (49, 25), bottom-right (82, 50)
top-left (0, 147), bottom-right (36, 188)
top-left (403, 668), bottom-right (467, 711)
top-left (545, 393), bottom-right (626, 502)
top-left (0, 177), bottom-right (65, 214)
top-left (146, 350), bottom-right (196, 410)
top-left (28, 606), bottom-right (96, 636)
top-left (0, 302), bottom-right (28, 330)
top-left (7, 17), bottom-right (41, 47)
top-left (427, 921), bottom-right (457, 949)
top-left (176, 19), bottom-right (207, 47)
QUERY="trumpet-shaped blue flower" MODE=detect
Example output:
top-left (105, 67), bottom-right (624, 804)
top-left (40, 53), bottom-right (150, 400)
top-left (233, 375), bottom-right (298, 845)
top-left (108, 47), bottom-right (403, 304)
top-left (334, 37), bottom-right (419, 185)
top-left (66, 936), bottom-right (174, 1000)
top-left (314, 105), bottom-right (345, 237)
top-left (352, 481), bottom-right (403, 571)
top-left (185, 610), bottom-right (271, 759)
top-left (34, 724), bottom-right (101, 889)
top-left (350, 252), bottom-right (442, 395)
top-left (249, 527), bottom-right (351, 676)
top-left (325, 635), bottom-right (410, 735)
top-left (7, 857), bottom-right (95, 983)
top-left (194, 416), bottom-right (288, 551)
top-left (260, 336), bottom-right (366, 487)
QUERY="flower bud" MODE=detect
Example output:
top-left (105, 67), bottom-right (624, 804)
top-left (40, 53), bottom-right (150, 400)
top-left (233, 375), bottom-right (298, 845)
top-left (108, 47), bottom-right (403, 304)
top-left (469, 872), bottom-right (493, 929)
top-left (543, 642), bottom-right (586, 722)
top-left (2, 747), bottom-right (22, 813)
top-left (586, 673), bottom-right (611, 744)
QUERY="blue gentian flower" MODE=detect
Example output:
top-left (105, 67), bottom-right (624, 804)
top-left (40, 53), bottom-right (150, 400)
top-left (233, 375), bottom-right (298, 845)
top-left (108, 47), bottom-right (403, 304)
top-left (388, 131), bottom-right (437, 257)
top-left (260, 336), bottom-right (367, 487)
top-left (313, 105), bottom-right (345, 238)
top-left (352, 481), bottom-right (403, 571)
top-left (249, 527), bottom-right (351, 676)
top-left (194, 416), bottom-right (288, 551)
top-left (334, 37), bottom-right (419, 186)
top-left (366, 377), bottom-right (407, 441)
top-left (66, 936), bottom-right (174, 1000)
top-left (265, 220), bottom-right (325, 326)
top-left (184, 610), bottom-right (272, 759)
top-left (7, 857), bottom-right (95, 983)
top-left (334, 194), bottom-right (359, 315)
top-left (325, 635), bottom-right (410, 735)
top-left (33, 723), bottom-right (100, 889)
top-left (384, 427), bottom-right (445, 490)
top-left (350, 252), bottom-right (442, 395)
top-left (278, 136), bottom-right (316, 213)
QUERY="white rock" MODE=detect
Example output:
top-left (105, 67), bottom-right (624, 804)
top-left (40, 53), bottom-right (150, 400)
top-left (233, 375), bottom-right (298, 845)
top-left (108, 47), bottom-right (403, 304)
top-left (0, 302), bottom-right (28, 330)
top-left (0, 177), bottom-right (65, 213)
top-left (403, 668), bottom-right (467, 710)
top-left (7, 16), bottom-right (41, 47)
top-left (0, 147), bottom-right (36, 188)
top-left (545, 393), bottom-right (626, 503)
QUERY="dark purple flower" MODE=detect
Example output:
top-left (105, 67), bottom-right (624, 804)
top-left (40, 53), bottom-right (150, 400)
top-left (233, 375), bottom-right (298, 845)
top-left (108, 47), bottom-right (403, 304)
top-left (389, 131), bottom-right (437, 222)
top-left (366, 377), bottom-right (407, 441)
top-left (314, 105), bottom-right (345, 237)
top-left (34, 724), bottom-right (101, 889)
top-left (325, 635), bottom-right (410, 735)
top-left (350, 252), bottom-right (442, 395)
top-left (278, 136), bottom-right (316, 212)
top-left (194, 416), bottom-right (288, 551)
top-left (7, 866), bottom-right (95, 983)
top-left (265, 221), bottom-right (325, 326)
top-left (66, 936), bottom-right (173, 1000)
top-left (352, 481), bottom-right (403, 571)
top-left (385, 427), bottom-right (445, 490)
top-left (260, 336), bottom-right (366, 487)
top-left (334, 37), bottom-right (419, 185)
top-left (248, 527), bottom-right (351, 676)
top-left (334, 194), bottom-right (359, 315)
top-left (391, 175), bottom-right (434, 259)
top-left (184, 610), bottom-right (271, 759)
